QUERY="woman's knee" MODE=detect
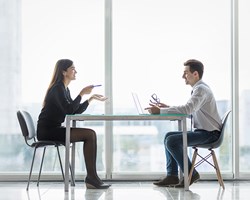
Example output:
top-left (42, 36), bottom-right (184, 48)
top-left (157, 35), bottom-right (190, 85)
top-left (86, 128), bottom-right (97, 140)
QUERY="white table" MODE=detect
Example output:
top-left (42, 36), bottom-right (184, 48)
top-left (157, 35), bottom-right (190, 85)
top-left (64, 114), bottom-right (189, 191)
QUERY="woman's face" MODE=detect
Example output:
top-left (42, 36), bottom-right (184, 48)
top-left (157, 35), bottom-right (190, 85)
top-left (63, 65), bottom-right (77, 81)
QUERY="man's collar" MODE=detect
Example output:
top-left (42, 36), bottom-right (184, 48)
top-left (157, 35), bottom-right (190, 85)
top-left (192, 79), bottom-right (203, 88)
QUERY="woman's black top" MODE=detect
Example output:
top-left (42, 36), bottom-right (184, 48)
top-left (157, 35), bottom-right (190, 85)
top-left (37, 81), bottom-right (89, 140)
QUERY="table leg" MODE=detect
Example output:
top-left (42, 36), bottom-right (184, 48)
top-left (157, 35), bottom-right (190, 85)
top-left (71, 121), bottom-right (76, 186)
top-left (178, 120), bottom-right (183, 180)
top-left (182, 117), bottom-right (189, 191)
top-left (65, 117), bottom-right (71, 192)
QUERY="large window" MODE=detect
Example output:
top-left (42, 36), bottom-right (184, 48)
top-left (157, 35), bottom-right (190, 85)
top-left (239, 0), bottom-right (250, 173)
top-left (0, 0), bottom-right (105, 174)
top-left (0, 0), bottom-right (236, 179)
top-left (112, 0), bottom-right (231, 175)
top-left (22, 0), bottom-right (105, 173)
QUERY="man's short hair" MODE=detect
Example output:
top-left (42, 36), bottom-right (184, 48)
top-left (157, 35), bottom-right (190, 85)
top-left (184, 59), bottom-right (204, 79)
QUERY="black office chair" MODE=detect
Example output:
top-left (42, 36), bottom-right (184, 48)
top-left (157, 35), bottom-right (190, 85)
top-left (17, 110), bottom-right (74, 190)
top-left (188, 110), bottom-right (231, 189)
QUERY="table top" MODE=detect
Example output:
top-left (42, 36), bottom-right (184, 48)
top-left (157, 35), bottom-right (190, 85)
top-left (66, 113), bottom-right (188, 121)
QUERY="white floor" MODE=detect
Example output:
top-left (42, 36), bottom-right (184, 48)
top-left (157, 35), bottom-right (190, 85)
top-left (0, 180), bottom-right (249, 200)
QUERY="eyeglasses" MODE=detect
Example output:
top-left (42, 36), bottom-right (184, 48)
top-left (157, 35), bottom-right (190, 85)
top-left (150, 93), bottom-right (160, 104)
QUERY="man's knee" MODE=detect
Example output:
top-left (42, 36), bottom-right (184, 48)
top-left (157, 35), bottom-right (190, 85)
top-left (164, 131), bottom-right (177, 144)
top-left (164, 134), bottom-right (181, 150)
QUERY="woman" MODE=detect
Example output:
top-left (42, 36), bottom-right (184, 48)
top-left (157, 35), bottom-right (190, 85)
top-left (37, 59), bottom-right (110, 189)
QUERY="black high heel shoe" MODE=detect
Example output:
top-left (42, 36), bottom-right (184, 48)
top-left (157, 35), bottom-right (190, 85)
top-left (85, 177), bottom-right (111, 189)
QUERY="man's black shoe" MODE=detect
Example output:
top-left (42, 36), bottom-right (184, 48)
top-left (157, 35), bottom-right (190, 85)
top-left (174, 172), bottom-right (200, 188)
top-left (153, 176), bottom-right (179, 187)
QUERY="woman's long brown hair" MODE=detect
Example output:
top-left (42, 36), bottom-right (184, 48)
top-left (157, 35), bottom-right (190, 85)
top-left (42, 59), bottom-right (73, 107)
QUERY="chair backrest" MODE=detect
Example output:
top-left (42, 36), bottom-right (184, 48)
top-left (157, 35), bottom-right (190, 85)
top-left (213, 110), bottom-right (231, 148)
top-left (17, 110), bottom-right (36, 141)
top-left (196, 110), bottom-right (231, 149)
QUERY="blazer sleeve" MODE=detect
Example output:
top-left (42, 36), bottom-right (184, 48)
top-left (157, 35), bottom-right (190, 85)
top-left (51, 84), bottom-right (89, 115)
top-left (74, 100), bottom-right (89, 114)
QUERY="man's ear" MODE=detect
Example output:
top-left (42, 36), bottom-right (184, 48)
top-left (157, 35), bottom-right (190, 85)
top-left (193, 71), bottom-right (199, 78)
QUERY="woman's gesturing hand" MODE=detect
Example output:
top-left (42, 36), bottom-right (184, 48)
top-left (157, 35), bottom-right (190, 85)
top-left (89, 94), bottom-right (108, 103)
top-left (79, 85), bottom-right (95, 97)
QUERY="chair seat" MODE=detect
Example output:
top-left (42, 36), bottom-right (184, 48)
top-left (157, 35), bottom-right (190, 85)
top-left (193, 140), bottom-right (221, 149)
top-left (30, 140), bottom-right (65, 148)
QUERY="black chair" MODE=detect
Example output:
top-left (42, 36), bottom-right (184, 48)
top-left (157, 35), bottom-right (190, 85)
top-left (188, 110), bottom-right (231, 189)
top-left (17, 110), bottom-right (74, 190)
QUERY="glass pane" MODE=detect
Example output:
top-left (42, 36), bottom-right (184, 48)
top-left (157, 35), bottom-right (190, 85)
top-left (239, 0), bottom-right (250, 172)
top-left (0, 0), bottom-right (22, 171)
top-left (113, 0), bottom-right (231, 173)
top-left (0, 0), bottom-right (105, 173)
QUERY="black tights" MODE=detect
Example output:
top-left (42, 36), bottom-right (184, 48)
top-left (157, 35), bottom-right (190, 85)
top-left (70, 128), bottom-right (102, 184)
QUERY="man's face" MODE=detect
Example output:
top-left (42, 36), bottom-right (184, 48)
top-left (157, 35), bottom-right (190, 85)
top-left (182, 65), bottom-right (198, 86)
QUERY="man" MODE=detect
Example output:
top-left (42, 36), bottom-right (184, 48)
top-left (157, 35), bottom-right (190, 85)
top-left (146, 59), bottom-right (222, 188)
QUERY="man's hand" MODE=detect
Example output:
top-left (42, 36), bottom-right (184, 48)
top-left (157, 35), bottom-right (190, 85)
top-left (149, 102), bottom-right (168, 108)
top-left (145, 102), bottom-right (170, 114)
top-left (145, 105), bottom-right (160, 114)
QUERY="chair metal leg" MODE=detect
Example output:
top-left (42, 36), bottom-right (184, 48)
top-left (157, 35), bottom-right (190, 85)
top-left (37, 147), bottom-right (46, 187)
top-left (27, 145), bottom-right (76, 190)
top-left (57, 146), bottom-right (75, 186)
top-left (57, 146), bottom-right (65, 181)
top-left (211, 150), bottom-right (225, 189)
top-left (27, 148), bottom-right (38, 191)
top-left (195, 153), bottom-right (213, 167)
top-left (69, 164), bottom-right (75, 186)
top-left (70, 143), bottom-right (76, 186)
